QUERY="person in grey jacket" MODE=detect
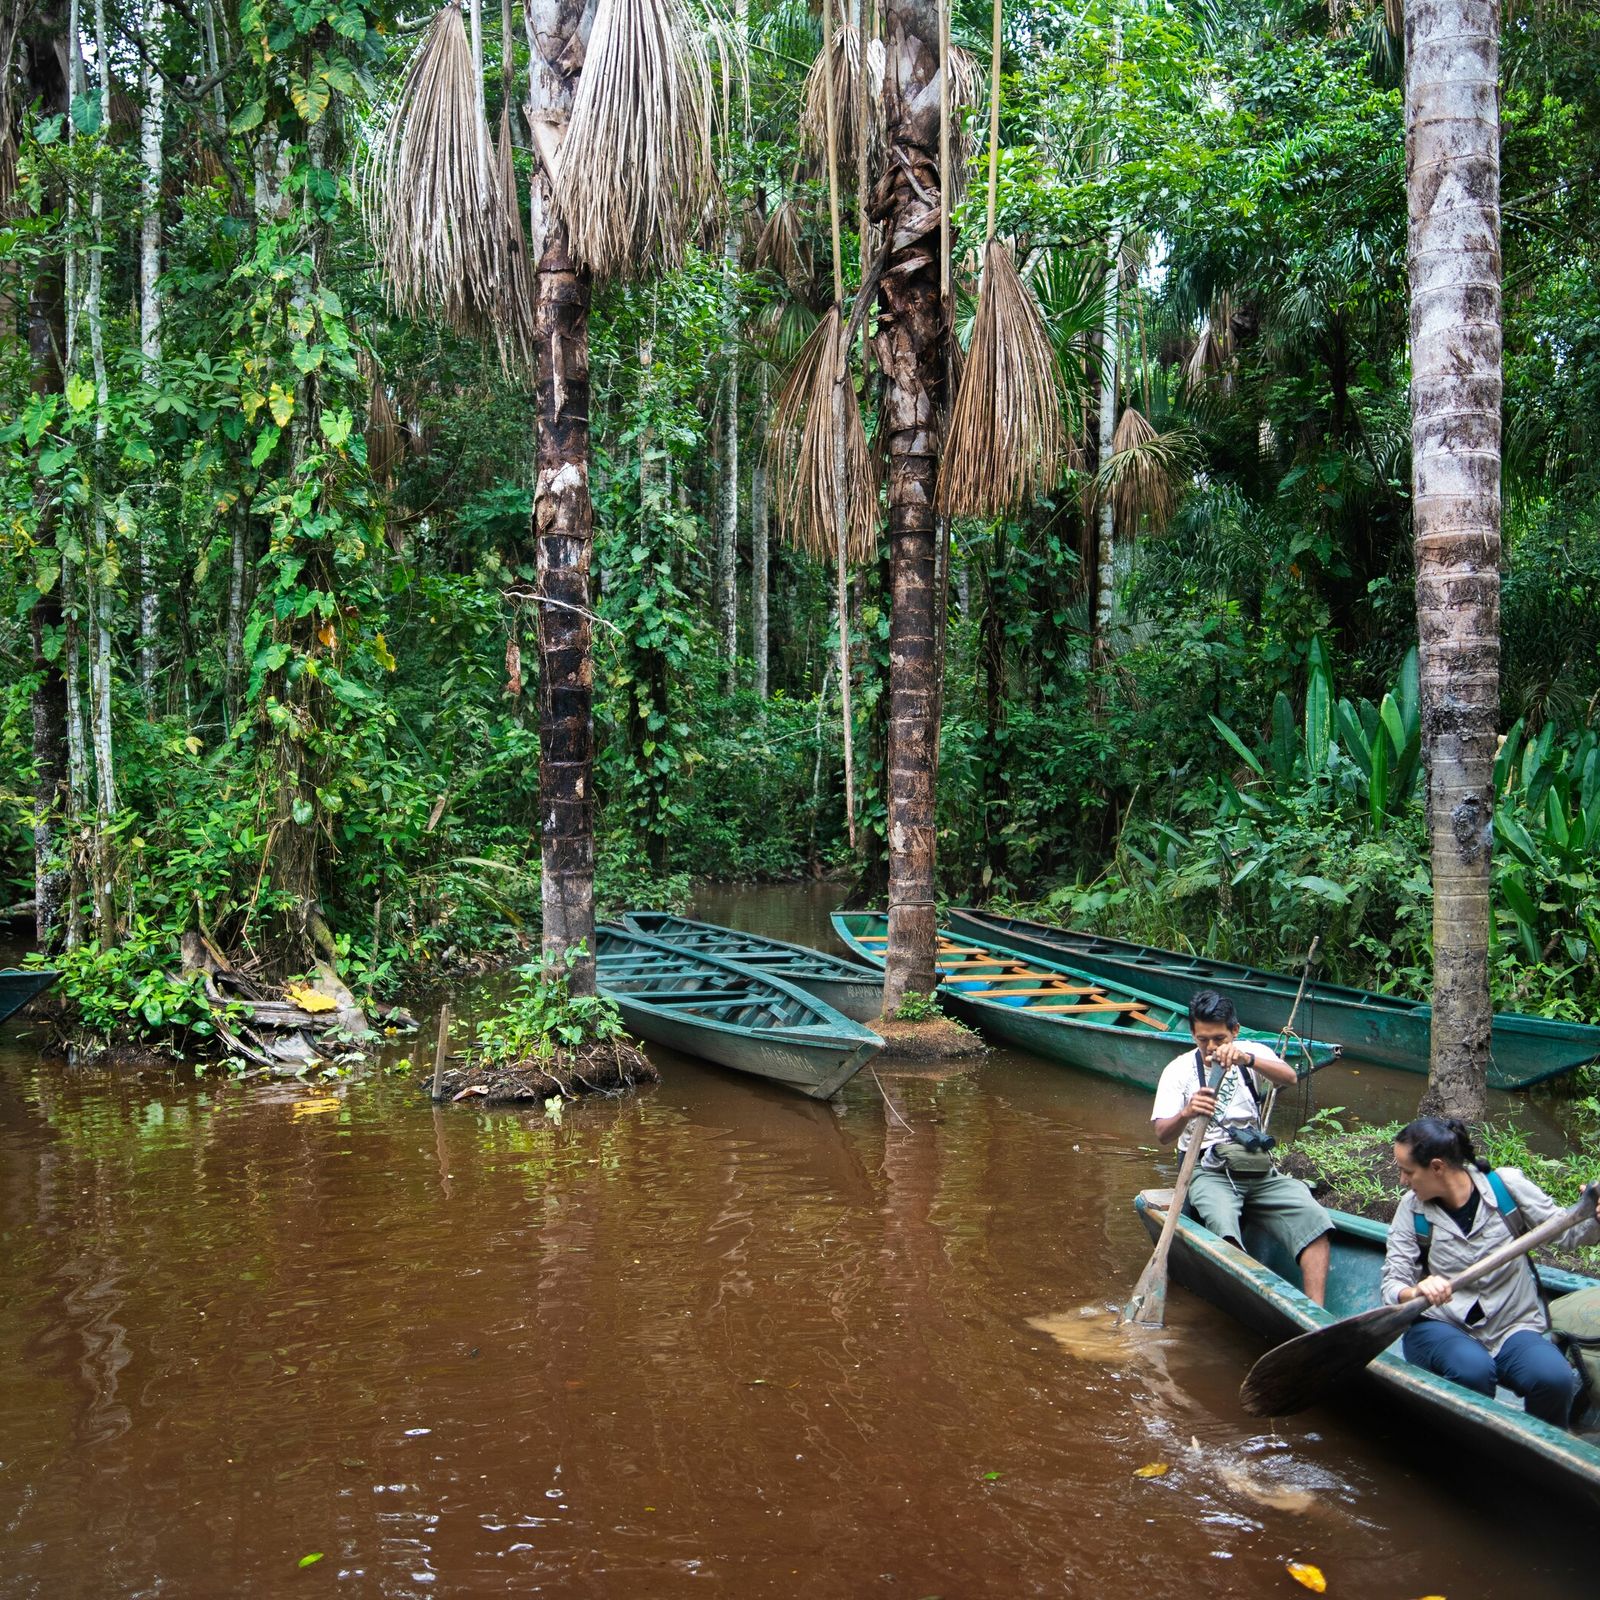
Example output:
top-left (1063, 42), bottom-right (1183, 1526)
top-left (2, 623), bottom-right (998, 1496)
top-left (1381, 1115), bottom-right (1600, 1426)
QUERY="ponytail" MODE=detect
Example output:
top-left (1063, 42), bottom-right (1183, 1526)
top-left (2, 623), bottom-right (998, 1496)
top-left (1396, 1115), bottom-right (1478, 1171)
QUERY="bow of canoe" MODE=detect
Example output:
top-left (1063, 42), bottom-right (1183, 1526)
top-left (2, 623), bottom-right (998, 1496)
top-left (596, 925), bottom-right (881, 1099)
top-left (0, 969), bottom-right (59, 1028)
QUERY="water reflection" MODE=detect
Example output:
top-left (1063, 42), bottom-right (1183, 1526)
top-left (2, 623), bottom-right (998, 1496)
top-left (0, 897), bottom-right (1593, 1598)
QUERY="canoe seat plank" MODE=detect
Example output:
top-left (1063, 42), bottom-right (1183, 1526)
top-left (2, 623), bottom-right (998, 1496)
top-left (960, 979), bottom-right (1088, 992)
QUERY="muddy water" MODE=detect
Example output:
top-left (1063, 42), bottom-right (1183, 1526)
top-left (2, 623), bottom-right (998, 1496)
top-left (1, 894), bottom-right (1592, 1599)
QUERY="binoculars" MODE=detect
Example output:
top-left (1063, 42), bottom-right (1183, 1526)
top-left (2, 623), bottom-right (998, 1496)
top-left (1228, 1124), bottom-right (1277, 1155)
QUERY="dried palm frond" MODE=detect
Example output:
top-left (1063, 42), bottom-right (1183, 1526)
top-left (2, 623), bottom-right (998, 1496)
top-left (494, 105), bottom-right (536, 367)
top-left (945, 41), bottom-right (981, 205)
top-left (768, 305), bottom-right (877, 564)
top-left (755, 195), bottom-right (814, 295)
top-left (800, 25), bottom-right (883, 178)
top-left (554, 0), bottom-right (718, 279)
top-left (937, 240), bottom-right (1063, 517)
top-left (363, 5), bottom-right (503, 339)
top-left (364, 365), bottom-right (405, 492)
top-left (937, 0), bottom-right (1062, 518)
top-left (1093, 406), bottom-right (1195, 533)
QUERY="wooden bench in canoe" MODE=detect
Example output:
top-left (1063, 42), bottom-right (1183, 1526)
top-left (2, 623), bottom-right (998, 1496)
top-left (832, 912), bottom-right (1339, 1091)
top-left (595, 925), bottom-right (882, 1100)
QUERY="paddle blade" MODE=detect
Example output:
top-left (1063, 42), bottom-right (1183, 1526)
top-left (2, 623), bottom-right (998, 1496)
top-left (1240, 1299), bottom-right (1422, 1416)
top-left (1120, 1265), bottom-right (1169, 1329)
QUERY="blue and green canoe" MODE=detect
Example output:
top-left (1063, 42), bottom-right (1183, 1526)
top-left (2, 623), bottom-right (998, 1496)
top-left (1134, 1190), bottom-right (1600, 1507)
top-left (0, 968), bottom-right (58, 1027)
top-left (832, 912), bottom-right (1338, 1090)
top-left (949, 907), bottom-right (1600, 1089)
top-left (596, 924), bottom-right (881, 1100)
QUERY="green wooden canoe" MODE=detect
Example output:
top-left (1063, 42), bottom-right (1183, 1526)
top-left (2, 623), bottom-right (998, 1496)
top-left (1133, 1190), bottom-right (1600, 1508)
top-left (620, 911), bottom-right (883, 1022)
top-left (0, 968), bottom-right (58, 1027)
top-left (595, 925), bottom-right (881, 1100)
top-left (950, 907), bottom-right (1600, 1089)
top-left (832, 912), bottom-right (1338, 1090)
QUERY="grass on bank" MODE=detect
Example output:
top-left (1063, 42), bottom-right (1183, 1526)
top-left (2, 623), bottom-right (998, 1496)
top-left (1282, 1091), bottom-right (1600, 1274)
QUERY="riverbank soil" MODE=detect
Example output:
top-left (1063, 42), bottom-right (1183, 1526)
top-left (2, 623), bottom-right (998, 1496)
top-left (432, 1037), bottom-right (657, 1102)
top-left (873, 1013), bottom-right (987, 1068)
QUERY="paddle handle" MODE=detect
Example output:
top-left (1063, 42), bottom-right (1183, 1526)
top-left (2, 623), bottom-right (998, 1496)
top-left (1424, 1183), bottom-right (1599, 1300)
top-left (1144, 1062), bottom-right (1226, 1274)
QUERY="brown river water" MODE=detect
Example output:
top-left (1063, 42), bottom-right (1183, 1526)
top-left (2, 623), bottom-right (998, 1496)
top-left (1, 884), bottom-right (1592, 1598)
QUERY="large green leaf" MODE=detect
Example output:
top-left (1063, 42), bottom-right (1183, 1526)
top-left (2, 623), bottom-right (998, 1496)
top-left (1369, 723), bottom-right (1389, 831)
top-left (1305, 638), bottom-right (1333, 773)
top-left (1270, 692), bottom-right (1299, 785)
top-left (1336, 700), bottom-right (1372, 779)
top-left (1209, 714), bottom-right (1265, 777)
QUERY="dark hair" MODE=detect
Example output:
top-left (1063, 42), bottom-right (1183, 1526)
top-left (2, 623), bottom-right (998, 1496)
top-left (1395, 1115), bottom-right (1478, 1170)
top-left (1188, 990), bottom-right (1239, 1029)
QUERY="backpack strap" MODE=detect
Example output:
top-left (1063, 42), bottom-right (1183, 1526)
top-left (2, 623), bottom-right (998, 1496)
top-left (1411, 1168), bottom-right (1526, 1276)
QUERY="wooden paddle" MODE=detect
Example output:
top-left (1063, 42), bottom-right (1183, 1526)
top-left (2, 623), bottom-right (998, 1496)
top-left (1121, 1056), bottom-right (1225, 1328)
top-left (1240, 1183), bottom-right (1600, 1416)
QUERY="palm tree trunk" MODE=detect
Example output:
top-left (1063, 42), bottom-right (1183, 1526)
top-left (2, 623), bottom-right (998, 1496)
top-left (137, 1), bottom-right (164, 704)
top-left (529, 0), bottom-right (599, 994)
top-left (875, 0), bottom-right (945, 1013)
top-left (87, 0), bottom-right (116, 935)
top-left (751, 364), bottom-right (770, 700)
top-left (1406, 0), bottom-right (1502, 1121)
top-left (1092, 235), bottom-right (1119, 669)
top-left (717, 333), bottom-right (739, 687)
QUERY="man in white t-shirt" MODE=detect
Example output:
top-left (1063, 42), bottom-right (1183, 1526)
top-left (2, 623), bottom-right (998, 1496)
top-left (1150, 990), bottom-right (1331, 1305)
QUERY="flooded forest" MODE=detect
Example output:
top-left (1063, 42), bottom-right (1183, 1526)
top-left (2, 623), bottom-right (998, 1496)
top-left (3, 0), bottom-right (1600, 1595)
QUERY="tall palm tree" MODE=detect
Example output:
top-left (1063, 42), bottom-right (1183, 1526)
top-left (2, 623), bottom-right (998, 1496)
top-left (1406, 0), bottom-right (1502, 1120)
top-left (876, 0), bottom-right (945, 1012)
top-left (527, 0), bottom-right (600, 993)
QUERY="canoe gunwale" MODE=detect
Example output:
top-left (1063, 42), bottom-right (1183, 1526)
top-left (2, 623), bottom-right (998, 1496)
top-left (952, 908), bottom-right (1600, 1088)
top-left (1132, 1191), bottom-right (1600, 1507)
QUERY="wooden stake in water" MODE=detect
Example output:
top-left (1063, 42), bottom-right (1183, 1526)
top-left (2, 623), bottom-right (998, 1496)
top-left (430, 1002), bottom-right (452, 1101)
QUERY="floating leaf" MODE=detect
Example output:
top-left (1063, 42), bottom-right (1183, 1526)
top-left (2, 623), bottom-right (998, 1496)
top-left (298, 1551), bottom-right (324, 1567)
top-left (285, 985), bottom-right (339, 1014)
top-left (1287, 1562), bottom-right (1327, 1593)
top-left (291, 1097), bottom-right (341, 1118)
top-left (1133, 1462), bottom-right (1169, 1478)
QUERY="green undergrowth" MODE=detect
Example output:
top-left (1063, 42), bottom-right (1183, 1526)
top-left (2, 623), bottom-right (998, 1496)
top-left (1283, 1106), bottom-right (1600, 1274)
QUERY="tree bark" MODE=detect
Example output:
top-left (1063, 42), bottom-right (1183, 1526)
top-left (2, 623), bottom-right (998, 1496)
top-left (874, 0), bottom-right (945, 1012)
top-left (717, 225), bottom-right (740, 690)
top-left (529, 0), bottom-right (599, 993)
top-left (87, 0), bottom-right (116, 935)
top-left (137, 0), bottom-right (164, 703)
top-left (1092, 238), bottom-right (1119, 670)
top-left (751, 364), bottom-right (770, 700)
top-left (1406, 0), bottom-right (1502, 1122)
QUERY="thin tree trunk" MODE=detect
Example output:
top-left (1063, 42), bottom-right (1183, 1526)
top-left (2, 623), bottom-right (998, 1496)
top-left (875, 0), bottom-right (945, 1013)
top-left (137, 1), bottom-right (164, 704)
top-left (751, 364), bottom-right (770, 700)
top-left (1092, 236), bottom-right (1119, 666)
top-left (21, 6), bottom-right (73, 952)
top-left (529, 0), bottom-right (599, 993)
top-left (225, 510), bottom-right (247, 703)
top-left (717, 228), bottom-right (740, 690)
top-left (202, 0), bottom-right (225, 130)
top-left (87, 0), bottom-right (116, 935)
top-left (1407, 0), bottom-right (1502, 1122)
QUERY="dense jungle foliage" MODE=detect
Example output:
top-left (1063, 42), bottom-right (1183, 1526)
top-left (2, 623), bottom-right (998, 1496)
top-left (3, 0), bottom-right (1598, 1043)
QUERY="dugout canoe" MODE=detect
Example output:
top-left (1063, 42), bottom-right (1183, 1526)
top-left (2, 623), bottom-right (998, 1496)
top-left (831, 912), bottom-right (1337, 1090)
top-left (595, 925), bottom-right (881, 1100)
top-left (950, 908), bottom-right (1600, 1090)
top-left (0, 969), bottom-right (58, 1027)
top-left (620, 911), bottom-right (883, 1022)
top-left (1132, 1189), bottom-right (1600, 1508)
